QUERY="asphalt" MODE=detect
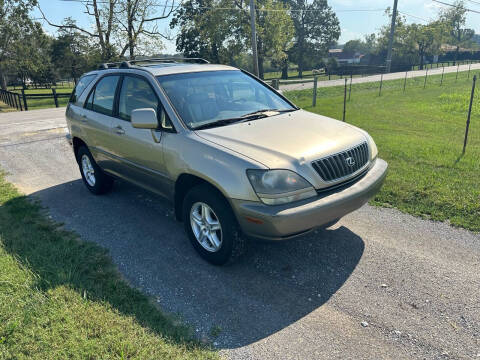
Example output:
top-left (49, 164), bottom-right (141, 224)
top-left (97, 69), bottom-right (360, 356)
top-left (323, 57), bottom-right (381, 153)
top-left (0, 108), bottom-right (479, 360)
top-left (279, 63), bottom-right (480, 92)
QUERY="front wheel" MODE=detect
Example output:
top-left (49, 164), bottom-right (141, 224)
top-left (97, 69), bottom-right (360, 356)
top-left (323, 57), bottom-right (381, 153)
top-left (77, 146), bottom-right (114, 195)
top-left (183, 184), bottom-right (246, 265)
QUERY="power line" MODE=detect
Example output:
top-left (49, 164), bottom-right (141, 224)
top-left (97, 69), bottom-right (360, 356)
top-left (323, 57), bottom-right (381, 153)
top-left (398, 10), bottom-right (430, 22)
top-left (466, 0), bottom-right (480, 6)
top-left (431, 0), bottom-right (480, 14)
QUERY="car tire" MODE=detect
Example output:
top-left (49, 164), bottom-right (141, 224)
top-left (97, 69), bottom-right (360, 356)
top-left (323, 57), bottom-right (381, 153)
top-left (183, 184), bottom-right (246, 265)
top-left (77, 146), bottom-right (114, 195)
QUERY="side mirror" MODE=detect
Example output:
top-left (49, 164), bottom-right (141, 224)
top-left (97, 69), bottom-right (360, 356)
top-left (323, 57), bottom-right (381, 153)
top-left (131, 108), bottom-right (158, 129)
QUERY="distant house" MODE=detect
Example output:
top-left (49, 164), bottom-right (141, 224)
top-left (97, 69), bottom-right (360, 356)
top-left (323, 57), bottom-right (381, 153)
top-left (328, 49), bottom-right (364, 64)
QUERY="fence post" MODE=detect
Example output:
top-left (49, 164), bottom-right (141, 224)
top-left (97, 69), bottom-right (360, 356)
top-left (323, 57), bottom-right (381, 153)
top-left (403, 71), bottom-right (408, 93)
top-left (424, 68), bottom-right (428, 89)
top-left (17, 93), bottom-right (23, 111)
top-left (312, 76), bottom-right (318, 107)
top-left (13, 92), bottom-right (18, 110)
top-left (21, 89), bottom-right (28, 111)
top-left (468, 63), bottom-right (471, 79)
top-left (463, 75), bottom-right (476, 154)
top-left (342, 78), bottom-right (347, 122)
top-left (456, 64), bottom-right (459, 82)
top-left (379, 73), bottom-right (383, 97)
top-left (348, 77), bottom-right (352, 101)
top-left (52, 88), bottom-right (59, 108)
top-left (440, 66), bottom-right (445, 86)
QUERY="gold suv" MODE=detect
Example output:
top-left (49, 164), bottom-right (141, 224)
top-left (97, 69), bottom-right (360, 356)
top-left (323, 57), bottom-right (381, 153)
top-left (66, 58), bottom-right (388, 265)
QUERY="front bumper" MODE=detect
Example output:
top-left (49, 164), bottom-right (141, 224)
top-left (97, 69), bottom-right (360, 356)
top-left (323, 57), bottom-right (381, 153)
top-left (232, 158), bottom-right (388, 240)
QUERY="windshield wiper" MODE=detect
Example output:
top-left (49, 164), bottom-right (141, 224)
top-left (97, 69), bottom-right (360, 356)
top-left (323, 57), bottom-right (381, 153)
top-left (241, 108), bottom-right (297, 118)
top-left (240, 108), bottom-right (279, 117)
top-left (193, 118), bottom-right (242, 130)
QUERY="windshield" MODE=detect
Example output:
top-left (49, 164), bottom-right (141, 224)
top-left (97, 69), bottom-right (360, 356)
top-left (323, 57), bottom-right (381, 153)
top-left (156, 70), bottom-right (295, 129)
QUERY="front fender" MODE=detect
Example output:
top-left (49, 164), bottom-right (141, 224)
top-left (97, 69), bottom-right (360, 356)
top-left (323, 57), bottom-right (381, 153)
top-left (163, 132), bottom-right (265, 202)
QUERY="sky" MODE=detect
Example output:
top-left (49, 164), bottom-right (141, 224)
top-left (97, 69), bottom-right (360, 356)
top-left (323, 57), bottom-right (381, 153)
top-left (33, 0), bottom-right (480, 54)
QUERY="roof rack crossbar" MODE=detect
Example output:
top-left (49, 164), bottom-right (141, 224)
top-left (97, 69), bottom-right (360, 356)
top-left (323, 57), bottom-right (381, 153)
top-left (97, 57), bottom-right (209, 70)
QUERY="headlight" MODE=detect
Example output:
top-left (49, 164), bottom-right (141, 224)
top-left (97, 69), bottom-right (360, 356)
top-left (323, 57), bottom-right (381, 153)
top-left (364, 133), bottom-right (378, 161)
top-left (247, 169), bottom-right (317, 205)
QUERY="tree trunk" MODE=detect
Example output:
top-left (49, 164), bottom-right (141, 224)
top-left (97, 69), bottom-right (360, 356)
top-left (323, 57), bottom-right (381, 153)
top-left (454, 46), bottom-right (459, 66)
top-left (0, 69), bottom-right (6, 90)
top-left (419, 50), bottom-right (425, 70)
top-left (258, 56), bottom-right (264, 79)
top-left (281, 60), bottom-right (288, 80)
top-left (297, 39), bottom-right (304, 78)
top-left (211, 42), bottom-right (220, 64)
top-left (257, 38), bottom-right (264, 79)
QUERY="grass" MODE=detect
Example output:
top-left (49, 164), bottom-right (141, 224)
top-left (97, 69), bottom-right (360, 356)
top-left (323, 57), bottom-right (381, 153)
top-left (0, 101), bottom-right (16, 113)
top-left (0, 173), bottom-right (218, 360)
top-left (6, 85), bottom-right (74, 110)
top-left (285, 70), bottom-right (480, 232)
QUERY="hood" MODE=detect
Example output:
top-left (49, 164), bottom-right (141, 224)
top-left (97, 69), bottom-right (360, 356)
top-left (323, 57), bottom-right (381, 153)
top-left (195, 110), bottom-right (367, 169)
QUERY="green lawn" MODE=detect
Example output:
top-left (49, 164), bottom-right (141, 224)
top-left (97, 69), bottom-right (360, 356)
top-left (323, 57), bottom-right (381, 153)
top-left (7, 86), bottom-right (74, 110)
top-left (0, 173), bottom-right (218, 360)
top-left (285, 70), bottom-right (480, 232)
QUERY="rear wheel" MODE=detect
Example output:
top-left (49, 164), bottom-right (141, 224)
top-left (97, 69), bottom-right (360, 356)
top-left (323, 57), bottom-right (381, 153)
top-left (183, 184), bottom-right (246, 265)
top-left (77, 146), bottom-right (114, 195)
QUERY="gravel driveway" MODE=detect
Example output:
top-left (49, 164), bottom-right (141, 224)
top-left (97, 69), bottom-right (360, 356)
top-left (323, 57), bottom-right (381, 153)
top-left (0, 108), bottom-right (479, 360)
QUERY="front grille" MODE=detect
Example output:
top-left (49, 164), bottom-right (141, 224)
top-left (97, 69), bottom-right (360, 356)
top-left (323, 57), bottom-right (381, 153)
top-left (312, 142), bottom-right (369, 182)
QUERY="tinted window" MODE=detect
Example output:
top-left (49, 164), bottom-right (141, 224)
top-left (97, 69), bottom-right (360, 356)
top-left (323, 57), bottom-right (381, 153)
top-left (69, 74), bottom-right (96, 104)
top-left (87, 76), bottom-right (120, 116)
top-left (156, 70), bottom-right (294, 129)
top-left (118, 76), bottom-right (159, 121)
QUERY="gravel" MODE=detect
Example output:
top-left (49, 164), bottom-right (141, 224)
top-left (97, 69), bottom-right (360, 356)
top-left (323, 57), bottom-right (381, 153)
top-left (1, 108), bottom-right (479, 360)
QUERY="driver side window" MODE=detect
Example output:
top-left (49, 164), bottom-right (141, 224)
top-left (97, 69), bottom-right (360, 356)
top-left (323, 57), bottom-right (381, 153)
top-left (118, 75), bottom-right (174, 131)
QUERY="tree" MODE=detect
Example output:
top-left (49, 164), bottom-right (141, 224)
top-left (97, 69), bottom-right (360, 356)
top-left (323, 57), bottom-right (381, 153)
top-left (405, 23), bottom-right (442, 70)
top-left (51, 19), bottom-right (95, 83)
top-left (170, 0), bottom-right (293, 79)
top-left (116, 0), bottom-right (174, 59)
top-left (254, 0), bottom-right (294, 78)
top-left (0, 0), bottom-right (38, 89)
top-left (343, 39), bottom-right (373, 55)
top-left (170, 0), bottom-right (242, 63)
top-left (285, 0), bottom-right (340, 78)
top-left (439, 0), bottom-right (475, 65)
top-left (39, 0), bottom-right (173, 61)
top-left (12, 22), bottom-right (56, 88)
top-left (39, 0), bottom-right (117, 61)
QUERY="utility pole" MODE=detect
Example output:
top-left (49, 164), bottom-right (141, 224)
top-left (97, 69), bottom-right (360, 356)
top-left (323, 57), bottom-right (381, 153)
top-left (249, 0), bottom-right (259, 77)
top-left (385, 0), bottom-right (399, 73)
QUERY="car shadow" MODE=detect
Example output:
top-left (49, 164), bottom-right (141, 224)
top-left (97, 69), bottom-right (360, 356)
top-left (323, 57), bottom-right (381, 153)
top-left (6, 178), bottom-right (365, 349)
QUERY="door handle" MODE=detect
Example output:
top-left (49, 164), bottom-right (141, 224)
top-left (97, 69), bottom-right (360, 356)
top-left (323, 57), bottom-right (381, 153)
top-left (80, 115), bottom-right (88, 123)
top-left (114, 125), bottom-right (125, 135)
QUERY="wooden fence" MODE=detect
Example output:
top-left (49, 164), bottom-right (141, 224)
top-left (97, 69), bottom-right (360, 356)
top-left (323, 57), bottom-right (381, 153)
top-left (0, 89), bottom-right (23, 110)
top-left (0, 88), bottom-right (71, 111)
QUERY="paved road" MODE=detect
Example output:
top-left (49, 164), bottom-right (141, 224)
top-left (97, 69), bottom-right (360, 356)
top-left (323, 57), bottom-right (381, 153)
top-left (0, 108), bottom-right (479, 360)
top-left (279, 63), bottom-right (480, 92)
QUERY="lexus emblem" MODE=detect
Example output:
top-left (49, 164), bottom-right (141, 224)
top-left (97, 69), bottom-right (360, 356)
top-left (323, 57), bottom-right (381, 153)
top-left (345, 157), bottom-right (355, 167)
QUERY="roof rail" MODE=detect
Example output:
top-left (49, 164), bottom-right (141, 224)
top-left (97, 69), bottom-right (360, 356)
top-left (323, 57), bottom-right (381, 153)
top-left (130, 57), bottom-right (210, 65)
top-left (97, 57), bottom-right (209, 70)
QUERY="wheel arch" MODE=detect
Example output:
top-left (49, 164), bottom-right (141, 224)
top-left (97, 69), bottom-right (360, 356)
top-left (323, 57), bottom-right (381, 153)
top-left (72, 137), bottom-right (88, 162)
top-left (174, 173), bottom-right (233, 222)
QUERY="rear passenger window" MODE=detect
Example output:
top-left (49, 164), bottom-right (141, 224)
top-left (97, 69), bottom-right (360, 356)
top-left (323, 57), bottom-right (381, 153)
top-left (86, 76), bottom-right (120, 116)
top-left (118, 76), bottom-right (159, 121)
top-left (70, 74), bottom-right (96, 105)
